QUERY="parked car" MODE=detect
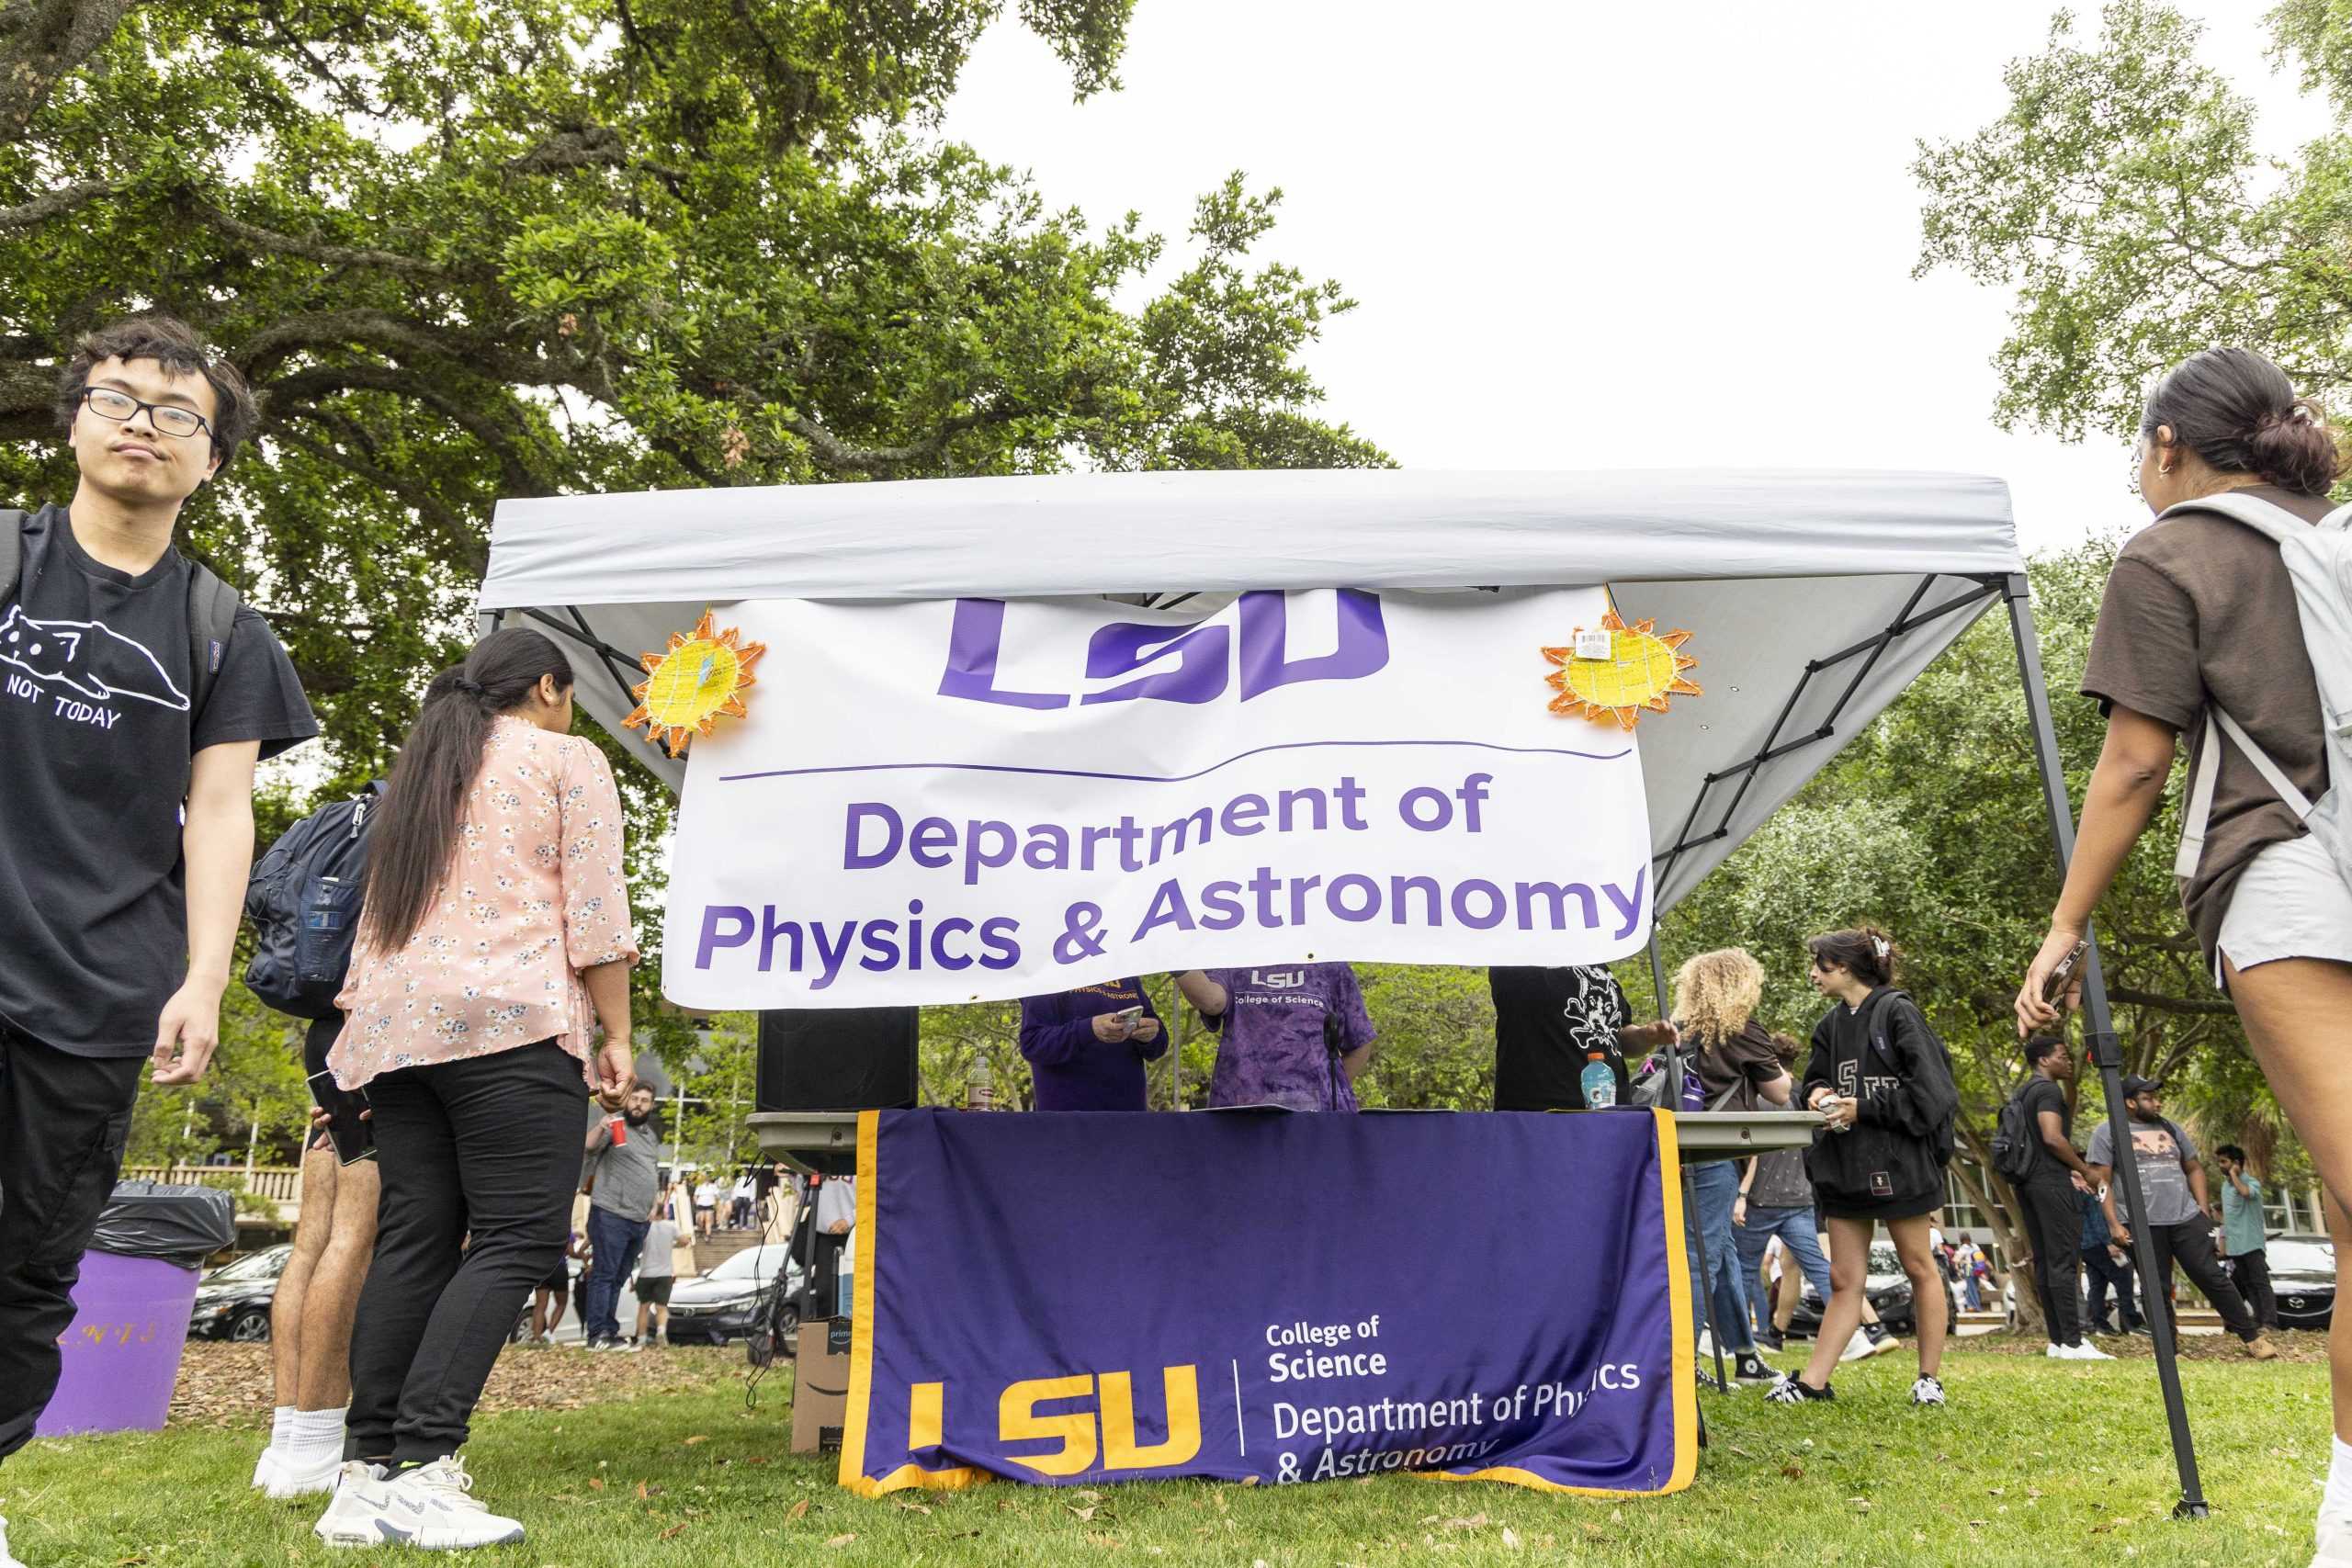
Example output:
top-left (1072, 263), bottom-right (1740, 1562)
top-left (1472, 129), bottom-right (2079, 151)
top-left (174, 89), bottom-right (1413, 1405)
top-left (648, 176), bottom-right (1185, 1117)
top-left (187, 1244), bottom-right (293, 1342)
top-left (664, 1245), bottom-right (805, 1346)
top-left (2270, 1235), bottom-right (2336, 1331)
top-left (1785, 1243), bottom-right (1950, 1337)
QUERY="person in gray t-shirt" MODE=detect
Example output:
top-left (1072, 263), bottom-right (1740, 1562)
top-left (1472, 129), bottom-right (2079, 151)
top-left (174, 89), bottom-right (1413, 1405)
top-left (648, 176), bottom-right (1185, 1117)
top-left (2086, 1077), bottom-right (2273, 1356)
top-left (578, 1086), bottom-right (661, 1348)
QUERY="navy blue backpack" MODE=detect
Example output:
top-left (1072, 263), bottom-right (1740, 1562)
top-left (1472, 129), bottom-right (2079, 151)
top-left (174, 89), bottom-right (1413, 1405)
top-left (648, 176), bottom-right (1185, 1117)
top-left (243, 782), bottom-right (384, 1019)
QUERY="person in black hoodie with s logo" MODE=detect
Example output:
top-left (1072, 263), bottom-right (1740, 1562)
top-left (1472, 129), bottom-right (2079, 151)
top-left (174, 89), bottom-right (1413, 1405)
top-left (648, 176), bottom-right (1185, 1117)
top-left (1767, 926), bottom-right (1960, 1411)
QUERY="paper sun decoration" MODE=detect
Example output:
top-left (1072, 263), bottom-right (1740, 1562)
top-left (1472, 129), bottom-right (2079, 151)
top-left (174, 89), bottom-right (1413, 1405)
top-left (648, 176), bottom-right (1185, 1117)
top-left (623, 610), bottom-right (766, 757)
top-left (1542, 610), bottom-right (1701, 730)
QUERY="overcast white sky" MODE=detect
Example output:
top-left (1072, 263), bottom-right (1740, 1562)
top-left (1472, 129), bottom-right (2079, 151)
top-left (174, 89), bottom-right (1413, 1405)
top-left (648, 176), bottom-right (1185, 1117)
top-left (942, 1), bottom-right (2336, 558)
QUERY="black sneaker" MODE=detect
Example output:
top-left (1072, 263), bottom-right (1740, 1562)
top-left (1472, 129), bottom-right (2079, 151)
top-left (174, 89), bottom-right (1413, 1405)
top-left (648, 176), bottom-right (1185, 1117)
top-left (1861, 1324), bottom-right (1898, 1357)
top-left (1764, 1374), bottom-right (1833, 1405)
top-left (1732, 1352), bottom-right (1779, 1384)
top-left (1754, 1325), bottom-right (1786, 1354)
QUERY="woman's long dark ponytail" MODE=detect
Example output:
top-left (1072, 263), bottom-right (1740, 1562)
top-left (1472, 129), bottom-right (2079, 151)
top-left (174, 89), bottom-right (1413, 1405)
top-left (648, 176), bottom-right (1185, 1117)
top-left (361, 627), bottom-right (575, 952)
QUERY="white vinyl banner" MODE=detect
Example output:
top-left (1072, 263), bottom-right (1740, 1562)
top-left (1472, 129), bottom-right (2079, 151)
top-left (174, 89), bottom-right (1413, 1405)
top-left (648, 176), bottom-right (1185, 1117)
top-left (661, 589), bottom-right (1653, 1009)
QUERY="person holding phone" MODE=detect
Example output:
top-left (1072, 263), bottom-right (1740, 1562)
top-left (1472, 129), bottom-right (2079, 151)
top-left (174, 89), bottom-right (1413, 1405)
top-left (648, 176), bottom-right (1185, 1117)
top-left (1016, 977), bottom-right (1166, 1111)
top-left (1769, 927), bottom-right (1959, 1411)
top-left (2012, 347), bottom-right (2349, 1561)
top-left (314, 627), bottom-right (638, 1551)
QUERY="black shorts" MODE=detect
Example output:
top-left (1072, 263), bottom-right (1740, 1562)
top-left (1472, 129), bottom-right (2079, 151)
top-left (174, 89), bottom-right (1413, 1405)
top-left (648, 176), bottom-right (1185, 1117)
top-left (636, 1275), bottom-right (673, 1306)
top-left (539, 1259), bottom-right (571, 1293)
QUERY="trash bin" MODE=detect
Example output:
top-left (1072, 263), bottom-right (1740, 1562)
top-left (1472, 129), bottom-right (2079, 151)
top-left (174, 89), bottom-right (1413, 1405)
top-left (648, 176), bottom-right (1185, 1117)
top-left (35, 1182), bottom-right (236, 1438)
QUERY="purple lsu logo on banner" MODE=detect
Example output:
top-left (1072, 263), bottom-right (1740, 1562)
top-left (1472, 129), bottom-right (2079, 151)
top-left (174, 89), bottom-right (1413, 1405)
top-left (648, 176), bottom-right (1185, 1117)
top-left (938, 589), bottom-right (1388, 710)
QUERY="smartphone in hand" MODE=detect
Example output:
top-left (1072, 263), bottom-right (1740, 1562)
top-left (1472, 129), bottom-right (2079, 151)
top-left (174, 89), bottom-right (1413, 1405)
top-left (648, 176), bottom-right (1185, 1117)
top-left (2041, 940), bottom-right (2090, 1007)
top-left (307, 1070), bottom-right (375, 1167)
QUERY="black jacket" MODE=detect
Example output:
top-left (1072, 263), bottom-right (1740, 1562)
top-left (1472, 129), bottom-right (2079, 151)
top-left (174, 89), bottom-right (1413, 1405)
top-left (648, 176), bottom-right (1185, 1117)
top-left (1800, 988), bottom-right (1959, 1211)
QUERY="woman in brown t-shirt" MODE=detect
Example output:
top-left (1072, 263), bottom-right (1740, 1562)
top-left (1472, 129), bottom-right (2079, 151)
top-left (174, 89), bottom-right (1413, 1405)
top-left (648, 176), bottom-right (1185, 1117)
top-left (2015, 346), bottom-right (2352, 1553)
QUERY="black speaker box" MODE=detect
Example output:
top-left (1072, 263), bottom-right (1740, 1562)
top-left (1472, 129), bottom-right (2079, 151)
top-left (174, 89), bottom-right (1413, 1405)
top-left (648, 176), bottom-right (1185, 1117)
top-left (755, 1007), bottom-right (921, 1112)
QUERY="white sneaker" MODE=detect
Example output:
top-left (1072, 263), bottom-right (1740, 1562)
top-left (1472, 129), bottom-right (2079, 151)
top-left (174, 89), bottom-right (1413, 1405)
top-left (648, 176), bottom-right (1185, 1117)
top-left (2043, 1341), bottom-right (2071, 1359)
top-left (2071, 1340), bottom-right (2114, 1361)
top-left (312, 1462), bottom-right (395, 1547)
top-left (1910, 1375), bottom-right (1946, 1407)
top-left (0, 1514), bottom-right (25, 1568)
top-left (382, 1456), bottom-right (526, 1550)
top-left (2315, 1507), bottom-right (2352, 1566)
top-left (1838, 1328), bottom-right (1874, 1362)
top-left (254, 1442), bottom-right (344, 1499)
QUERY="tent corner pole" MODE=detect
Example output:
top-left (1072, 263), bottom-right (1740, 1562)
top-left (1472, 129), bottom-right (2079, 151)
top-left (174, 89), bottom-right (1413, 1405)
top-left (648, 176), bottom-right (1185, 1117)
top-left (2002, 572), bottom-right (2208, 1519)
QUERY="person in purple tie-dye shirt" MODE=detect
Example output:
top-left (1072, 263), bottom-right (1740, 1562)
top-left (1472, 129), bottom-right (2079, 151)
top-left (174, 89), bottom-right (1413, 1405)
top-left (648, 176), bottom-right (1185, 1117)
top-left (1177, 964), bottom-right (1375, 1111)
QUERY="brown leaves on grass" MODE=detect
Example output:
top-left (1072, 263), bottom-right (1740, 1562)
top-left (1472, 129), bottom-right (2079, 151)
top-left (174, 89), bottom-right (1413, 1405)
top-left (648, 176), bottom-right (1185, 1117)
top-left (167, 1342), bottom-right (742, 1430)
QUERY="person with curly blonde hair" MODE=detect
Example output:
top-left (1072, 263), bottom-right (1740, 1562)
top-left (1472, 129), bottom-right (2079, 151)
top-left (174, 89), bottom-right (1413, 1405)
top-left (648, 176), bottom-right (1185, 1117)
top-left (1672, 949), bottom-right (1793, 1385)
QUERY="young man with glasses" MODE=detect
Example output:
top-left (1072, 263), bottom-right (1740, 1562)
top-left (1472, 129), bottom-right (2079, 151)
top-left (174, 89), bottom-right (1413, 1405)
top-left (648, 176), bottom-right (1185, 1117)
top-left (0, 317), bottom-right (316, 1568)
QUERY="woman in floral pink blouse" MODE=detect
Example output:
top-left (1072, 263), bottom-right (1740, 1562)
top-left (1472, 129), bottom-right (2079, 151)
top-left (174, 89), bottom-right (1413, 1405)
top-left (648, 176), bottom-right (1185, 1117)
top-left (314, 627), bottom-right (637, 1551)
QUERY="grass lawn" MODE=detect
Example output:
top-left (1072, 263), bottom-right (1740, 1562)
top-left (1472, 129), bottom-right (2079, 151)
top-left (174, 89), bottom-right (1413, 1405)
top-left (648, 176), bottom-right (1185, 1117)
top-left (1, 1339), bottom-right (2333, 1566)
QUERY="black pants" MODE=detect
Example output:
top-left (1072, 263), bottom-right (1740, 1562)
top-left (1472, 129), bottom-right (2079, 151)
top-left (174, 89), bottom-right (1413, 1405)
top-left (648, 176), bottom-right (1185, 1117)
top-left (2083, 1242), bottom-right (2141, 1331)
top-left (0, 1022), bottom-right (145, 1465)
top-left (2014, 1177), bottom-right (2083, 1346)
top-left (345, 1040), bottom-right (583, 1466)
top-left (2148, 1218), bottom-right (2260, 1342)
top-left (2227, 1249), bottom-right (2280, 1331)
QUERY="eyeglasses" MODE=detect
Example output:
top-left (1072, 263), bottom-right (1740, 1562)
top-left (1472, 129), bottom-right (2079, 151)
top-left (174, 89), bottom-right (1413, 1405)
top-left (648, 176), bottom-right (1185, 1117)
top-left (79, 387), bottom-right (213, 442)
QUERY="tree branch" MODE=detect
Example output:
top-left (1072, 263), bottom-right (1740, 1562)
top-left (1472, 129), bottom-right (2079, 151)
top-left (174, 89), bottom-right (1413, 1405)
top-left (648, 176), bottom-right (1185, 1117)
top-left (2107, 986), bottom-right (2239, 1017)
top-left (0, 0), bottom-right (135, 143)
top-left (184, 199), bottom-right (448, 279)
top-left (0, 176), bottom-right (115, 229)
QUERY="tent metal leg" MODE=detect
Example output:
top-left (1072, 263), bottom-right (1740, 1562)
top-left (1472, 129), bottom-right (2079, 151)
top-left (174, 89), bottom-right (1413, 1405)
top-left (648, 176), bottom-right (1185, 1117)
top-left (2003, 574), bottom-right (2208, 1519)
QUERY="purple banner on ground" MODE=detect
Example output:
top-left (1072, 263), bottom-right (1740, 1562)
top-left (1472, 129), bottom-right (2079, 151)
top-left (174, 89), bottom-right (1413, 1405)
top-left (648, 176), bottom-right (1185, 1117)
top-left (839, 1107), bottom-right (1695, 1498)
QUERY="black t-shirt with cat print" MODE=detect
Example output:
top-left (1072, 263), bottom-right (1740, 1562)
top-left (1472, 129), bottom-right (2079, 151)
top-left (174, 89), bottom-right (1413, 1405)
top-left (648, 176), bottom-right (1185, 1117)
top-left (1, 506), bottom-right (315, 1056)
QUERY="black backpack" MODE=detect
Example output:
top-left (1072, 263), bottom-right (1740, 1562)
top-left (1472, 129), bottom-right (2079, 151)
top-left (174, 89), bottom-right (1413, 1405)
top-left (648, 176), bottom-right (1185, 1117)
top-left (243, 782), bottom-right (385, 1019)
top-left (0, 507), bottom-right (240, 732)
top-left (1990, 1083), bottom-right (2041, 1181)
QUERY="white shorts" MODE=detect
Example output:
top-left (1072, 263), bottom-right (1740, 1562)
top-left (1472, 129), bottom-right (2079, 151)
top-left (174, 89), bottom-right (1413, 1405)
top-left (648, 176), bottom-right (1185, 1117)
top-left (2217, 789), bottom-right (2352, 983)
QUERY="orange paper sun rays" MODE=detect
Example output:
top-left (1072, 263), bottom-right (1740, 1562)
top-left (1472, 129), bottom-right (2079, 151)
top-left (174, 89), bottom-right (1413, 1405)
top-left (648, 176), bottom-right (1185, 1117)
top-left (1542, 610), bottom-right (1701, 730)
top-left (622, 610), bottom-right (766, 758)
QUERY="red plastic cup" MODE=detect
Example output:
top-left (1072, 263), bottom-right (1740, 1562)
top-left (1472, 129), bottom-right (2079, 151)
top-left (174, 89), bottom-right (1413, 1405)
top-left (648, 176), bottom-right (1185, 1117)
top-left (608, 1115), bottom-right (628, 1146)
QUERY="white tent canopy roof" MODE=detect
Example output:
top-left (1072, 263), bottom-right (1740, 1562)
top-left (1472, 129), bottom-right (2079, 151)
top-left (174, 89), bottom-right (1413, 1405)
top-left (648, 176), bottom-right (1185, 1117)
top-left (481, 468), bottom-right (2021, 914)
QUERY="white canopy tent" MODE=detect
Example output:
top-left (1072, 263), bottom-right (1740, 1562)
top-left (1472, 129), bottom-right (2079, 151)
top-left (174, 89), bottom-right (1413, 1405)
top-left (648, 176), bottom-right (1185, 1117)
top-left (477, 467), bottom-right (2211, 1509)
top-left (479, 468), bottom-right (2024, 916)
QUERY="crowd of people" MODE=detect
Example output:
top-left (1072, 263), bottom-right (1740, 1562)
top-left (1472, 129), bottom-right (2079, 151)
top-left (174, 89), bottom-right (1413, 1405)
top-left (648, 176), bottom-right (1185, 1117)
top-left (0, 312), bottom-right (2343, 1564)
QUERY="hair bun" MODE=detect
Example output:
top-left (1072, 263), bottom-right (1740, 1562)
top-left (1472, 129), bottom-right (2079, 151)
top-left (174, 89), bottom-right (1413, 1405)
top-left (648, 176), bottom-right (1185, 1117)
top-left (2245, 398), bottom-right (2341, 495)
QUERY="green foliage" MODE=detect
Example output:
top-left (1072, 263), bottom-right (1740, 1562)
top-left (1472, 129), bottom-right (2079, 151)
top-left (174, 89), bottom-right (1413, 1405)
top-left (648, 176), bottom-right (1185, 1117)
top-left (1914, 0), bottom-right (2352, 442)
top-left (128, 982), bottom-right (312, 1168)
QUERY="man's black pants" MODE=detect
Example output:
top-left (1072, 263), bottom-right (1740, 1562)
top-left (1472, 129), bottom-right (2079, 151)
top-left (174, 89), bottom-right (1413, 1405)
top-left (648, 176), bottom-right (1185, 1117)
top-left (0, 1021), bottom-right (144, 1465)
top-left (345, 1039), bottom-right (583, 1466)
top-left (2013, 1175), bottom-right (2084, 1346)
top-left (2148, 1217), bottom-right (2261, 1342)
top-left (2227, 1249), bottom-right (2280, 1331)
top-left (2083, 1242), bottom-right (2141, 1331)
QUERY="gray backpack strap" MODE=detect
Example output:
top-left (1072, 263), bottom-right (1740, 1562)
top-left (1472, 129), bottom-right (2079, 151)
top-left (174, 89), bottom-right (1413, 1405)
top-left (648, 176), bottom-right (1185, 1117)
top-left (2158, 489), bottom-right (2311, 545)
top-left (185, 561), bottom-right (240, 721)
top-left (0, 507), bottom-right (26, 603)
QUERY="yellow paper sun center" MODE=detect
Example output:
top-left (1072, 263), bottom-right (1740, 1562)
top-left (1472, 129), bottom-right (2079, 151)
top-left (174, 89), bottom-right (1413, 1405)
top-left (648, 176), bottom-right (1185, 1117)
top-left (1543, 613), bottom-right (1701, 730)
top-left (623, 610), bottom-right (766, 757)
top-left (643, 639), bottom-right (741, 729)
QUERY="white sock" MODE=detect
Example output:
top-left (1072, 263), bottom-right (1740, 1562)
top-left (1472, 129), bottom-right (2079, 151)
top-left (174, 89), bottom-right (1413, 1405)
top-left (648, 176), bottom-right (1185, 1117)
top-left (2326, 1435), bottom-right (2352, 1518)
top-left (286, 1407), bottom-right (347, 1464)
top-left (268, 1405), bottom-right (297, 1453)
